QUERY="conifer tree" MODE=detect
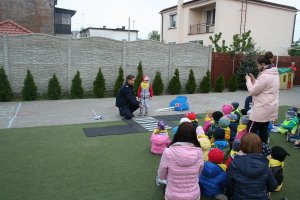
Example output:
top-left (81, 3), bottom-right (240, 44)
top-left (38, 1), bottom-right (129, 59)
top-left (93, 67), bottom-right (106, 98)
top-left (134, 61), bottom-right (144, 94)
top-left (227, 74), bottom-right (239, 92)
top-left (22, 69), bottom-right (38, 101)
top-left (214, 75), bottom-right (225, 92)
top-left (47, 73), bottom-right (61, 100)
top-left (152, 71), bottom-right (164, 95)
top-left (0, 67), bottom-right (13, 101)
top-left (113, 67), bottom-right (124, 97)
top-left (70, 71), bottom-right (84, 99)
top-left (199, 70), bottom-right (211, 93)
top-left (186, 69), bottom-right (196, 94)
top-left (168, 68), bottom-right (181, 94)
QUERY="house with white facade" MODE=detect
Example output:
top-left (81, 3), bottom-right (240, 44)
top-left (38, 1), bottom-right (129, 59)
top-left (160, 0), bottom-right (298, 55)
top-left (79, 26), bottom-right (139, 41)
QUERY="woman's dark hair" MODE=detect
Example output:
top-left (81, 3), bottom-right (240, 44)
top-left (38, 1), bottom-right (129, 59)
top-left (240, 133), bottom-right (262, 154)
top-left (170, 122), bottom-right (201, 147)
top-left (257, 51), bottom-right (273, 65)
top-left (126, 74), bottom-right (135, 81)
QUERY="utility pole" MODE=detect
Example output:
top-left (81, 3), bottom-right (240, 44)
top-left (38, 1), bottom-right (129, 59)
top-left (128, 17), bottom-right (131, 41)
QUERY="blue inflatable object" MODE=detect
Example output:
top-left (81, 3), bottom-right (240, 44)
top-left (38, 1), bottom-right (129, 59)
top-left (169, 96), bottom-right (189, 111)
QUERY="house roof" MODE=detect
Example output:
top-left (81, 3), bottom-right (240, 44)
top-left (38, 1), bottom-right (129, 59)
top-left (159, 0), bottom-right (298, 13)
top-left (80, 27), bottom-right (139, 33)
top-left (0, 20), bottom-right (32, 35)
top-left (55, 7), bottom-right (76, 16)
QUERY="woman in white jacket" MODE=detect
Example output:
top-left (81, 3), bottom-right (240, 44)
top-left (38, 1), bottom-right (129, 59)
top-left (245, 51), bottom-right (279, 143)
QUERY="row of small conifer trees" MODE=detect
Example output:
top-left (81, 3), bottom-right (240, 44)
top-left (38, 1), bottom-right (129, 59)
top-left (0, 62), bottom-right (239, 102)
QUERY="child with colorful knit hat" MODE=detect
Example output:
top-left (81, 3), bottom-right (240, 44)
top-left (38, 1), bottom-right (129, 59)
top-left (222, 104), bottom-right (233, 116)
top-left (199, 148), bottom-right (228, 200)
top-left (196, 126), bottom-right (211, 161)
top-left (203, 110), bottom-right (214, 133)
top-left (185, 112), bottom-right (198, 129)
top-left (137, 75), bottom-right (153, 116)
top-left (269, 146), bottom-right (290, 192)
top-left (218, 116), bottom-right (231, 141)
top-left (212, 128), bottom-right (229, 151)
top-left (207, 111), bottom-right (223, 139)
top-left (150, 120), bottom-right (170, 154)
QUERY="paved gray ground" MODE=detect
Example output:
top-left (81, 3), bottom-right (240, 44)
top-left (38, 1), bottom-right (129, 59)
top-left (0, 87), bottom-right (299, 129)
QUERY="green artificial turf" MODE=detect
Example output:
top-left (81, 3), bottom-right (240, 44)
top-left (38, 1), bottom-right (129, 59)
top-left (0, 106), bottom-right (298, 200)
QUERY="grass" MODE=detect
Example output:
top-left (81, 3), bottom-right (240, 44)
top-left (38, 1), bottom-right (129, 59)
top-left (0, 106), bottom-right (298, 200)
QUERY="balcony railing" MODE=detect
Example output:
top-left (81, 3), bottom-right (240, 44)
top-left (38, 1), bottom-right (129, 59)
top-left (189, 23), bottom-right (215, 35)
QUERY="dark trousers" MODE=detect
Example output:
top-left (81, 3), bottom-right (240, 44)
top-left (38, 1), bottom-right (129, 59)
top-left (247, 120), bottom-right (269, 143)
top-left (119, 104), bottom-right (139, 119)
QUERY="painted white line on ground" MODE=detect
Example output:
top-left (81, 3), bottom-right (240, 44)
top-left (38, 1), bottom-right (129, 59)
top-left (7, 102), bottom-right (21, 128)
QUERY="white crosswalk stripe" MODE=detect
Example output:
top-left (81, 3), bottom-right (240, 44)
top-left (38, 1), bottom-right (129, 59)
top-left (132, 117), bottom-right (172, 131)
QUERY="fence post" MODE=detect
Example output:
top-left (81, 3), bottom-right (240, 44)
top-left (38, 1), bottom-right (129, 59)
top-left (2, 35), bottom-right (11, 82)
top-left (208, 45), bottom-right (212, 72)
top-left (168, 42), bottom-right (173, 82)
top-left (122, 40), bottom-right (127, 78)
top-left (67, 38), bottom-right (71, 94)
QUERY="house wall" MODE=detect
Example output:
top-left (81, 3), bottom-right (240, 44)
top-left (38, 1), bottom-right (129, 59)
top-left (161, 0), bottom-right (297, 55)
top-left (88, 29), bottom-right (138, 41)
top-left (161, 9), bottom-right (178, 43)
top-left (0, 0), bottom-right (55, 34)
top-left (0, 34), bottom-right (212, 94)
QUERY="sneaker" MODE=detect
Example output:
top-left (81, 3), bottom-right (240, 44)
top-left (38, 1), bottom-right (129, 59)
top-left (139, 113), bottom-right (143, 116)
top-left (144, 113), bottom-right (148, 116)
top-left (214, 194), bottom-right (228, 200)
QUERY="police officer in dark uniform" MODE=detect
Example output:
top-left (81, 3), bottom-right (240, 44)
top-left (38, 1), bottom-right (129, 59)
top-left (116, 74), bottom-right (141, 119)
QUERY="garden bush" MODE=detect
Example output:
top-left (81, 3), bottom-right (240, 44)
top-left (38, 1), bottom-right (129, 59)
top-left (113, 67), bottom-right (124, 97)
top-left (168, 69), bottom-right (181, 94)
top-left (70, 71), bottom-right (84, 99)
top-left (0, 67), bottom-right (13, 101)
top-left (47, 73), bottom-right (61, 100)
top-left (93, 68), bottom-right (106, 98)
top-left (152, 71), bottom-right (164, 95)
top-left (22, 69), bottom-right (38, 101)
top-left (186, 69), bottom-right (196, 94)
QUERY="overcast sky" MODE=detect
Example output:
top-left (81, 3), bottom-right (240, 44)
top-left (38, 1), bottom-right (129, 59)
top-left (57, 0), bottom-right (300, 41)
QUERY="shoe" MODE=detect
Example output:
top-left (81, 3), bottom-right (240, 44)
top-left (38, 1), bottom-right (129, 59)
top-left (144, 113), bottom-right (148, 116)
top-left (139, 113), bottom-right (143, 116)
top-left (214, 194), bottom-right (228, 200)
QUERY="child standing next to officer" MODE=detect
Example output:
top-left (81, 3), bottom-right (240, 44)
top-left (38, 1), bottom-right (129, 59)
top-left (137, 75), bottom-right (153, 116)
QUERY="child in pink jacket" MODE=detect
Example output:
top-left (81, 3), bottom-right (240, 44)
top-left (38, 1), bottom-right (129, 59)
top-left (157, 122), bottom-right (204, 200)
top-left (150, 120), bottom-right (170, 154)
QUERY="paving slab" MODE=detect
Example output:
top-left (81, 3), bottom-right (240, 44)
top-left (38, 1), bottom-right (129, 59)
top-left (0, 87), bottom-right (299, 129)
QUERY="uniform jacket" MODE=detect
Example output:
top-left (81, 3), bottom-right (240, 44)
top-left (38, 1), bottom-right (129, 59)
top-left (246, 67), bottom-right (279, 122)
top-left (158, 143), bottom-right (204, 200)
top-left (227, 153), bottom-right (278, 200)
top-left (115, 82), bottom-right (139, 108)
top-left (199, 161), bottom-right (228, 197)
top-left (269, 158), bottom-right (284, 191)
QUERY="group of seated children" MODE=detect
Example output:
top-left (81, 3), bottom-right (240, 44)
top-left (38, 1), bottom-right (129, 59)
top-left (151, 102), bottom-right (295, 200)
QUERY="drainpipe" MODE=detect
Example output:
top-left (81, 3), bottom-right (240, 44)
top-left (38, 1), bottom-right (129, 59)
top-left (292, 13), bottom-right (296, 43)
top-left (161, 13), bottom-right (164, 42)
top-left (177, 0), bottom-right (184, 43)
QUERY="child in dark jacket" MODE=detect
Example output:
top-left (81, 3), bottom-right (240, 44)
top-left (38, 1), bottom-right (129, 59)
top-left (199, 148), bottom-right (228, 200)
top-left (212, 128), bottom-right (229, 152)
top-left (207, 111), bottom-right (223, 139)
top-left (269, 146), bottom-right (290, 191)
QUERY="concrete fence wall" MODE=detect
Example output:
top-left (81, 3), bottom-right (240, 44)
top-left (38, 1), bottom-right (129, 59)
top-left (0, 34), bottom-right (212, 94)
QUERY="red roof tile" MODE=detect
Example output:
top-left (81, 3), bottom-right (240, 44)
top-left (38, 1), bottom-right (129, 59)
top-left (0, 20), bottom-right (32, 35)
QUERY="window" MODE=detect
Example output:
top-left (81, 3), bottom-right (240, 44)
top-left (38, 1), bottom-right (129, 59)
top-left (206, 9), bottom-right (215, 25)
top-left (170, 14), bottom-right (177, 28)
top-left (55, 13), bottom-right (71, 25)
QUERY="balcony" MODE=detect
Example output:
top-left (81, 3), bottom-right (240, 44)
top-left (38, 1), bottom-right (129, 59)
top-left (189, 23), bottom-right (215, 35)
